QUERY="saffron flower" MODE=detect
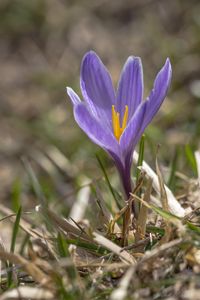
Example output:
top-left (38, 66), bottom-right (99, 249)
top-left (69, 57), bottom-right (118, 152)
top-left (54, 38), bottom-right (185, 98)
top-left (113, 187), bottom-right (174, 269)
top-left (66, 51), bottom-right (172, 200)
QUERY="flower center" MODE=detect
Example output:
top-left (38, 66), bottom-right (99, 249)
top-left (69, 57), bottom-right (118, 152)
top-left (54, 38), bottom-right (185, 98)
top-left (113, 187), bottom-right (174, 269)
top-left (112, 105), bottom-right (128, 141)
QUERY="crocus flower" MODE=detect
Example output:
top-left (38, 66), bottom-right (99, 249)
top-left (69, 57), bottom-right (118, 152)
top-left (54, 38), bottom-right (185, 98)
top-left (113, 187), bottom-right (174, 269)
top-left (66, 51), bottom-right (172, 200)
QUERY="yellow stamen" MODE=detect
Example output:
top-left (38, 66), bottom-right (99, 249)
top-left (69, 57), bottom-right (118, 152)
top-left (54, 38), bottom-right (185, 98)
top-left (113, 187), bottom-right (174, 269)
top-left (112, 105), bottom-right (117, 138)
top-left (112, 105), bottom-right (129, 141)
top-left (116, 112), bottom-right (120, 140)
top-left (122, 105), bottom-right (128, 132)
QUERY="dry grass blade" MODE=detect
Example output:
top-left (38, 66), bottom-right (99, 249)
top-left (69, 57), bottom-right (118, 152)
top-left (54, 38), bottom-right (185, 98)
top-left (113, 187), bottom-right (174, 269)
top-left (122, 203), bottom-right (131, 247)
top-left (138, 238), bottom-right (182, 264)
top-left (0, 250), bottom-right (54, 290)
top-left (93, 232), bottom-right (136, 265)
top-left (0, 235), bottom-right (7, 253)
top-left (155, 155), bottom-right (169, 212)
top-left (110, 266), bottom-right (135, 300)
top-left (69, 177), bottom-right (90, 222)
top-left (95, 184), bottom-right (121, 234)
top-left (110, 238), bottom-right (183, 299)
top-left (109, 205), bottom-right (127, 235)
top-left (46, 145), bottom-right (77, 177)
top-left (155, 155), bottom-right (171, 243)
top-left (135, 177), bottom-right (152, 242)
top-left (183, 288), bottom-right (200, 300)
top-left (0, 204), bottom-right (45, 239)
top-left (0, 235), bottom-right (7, 280)
top-left (0, 286), bottom-right (54, 300)
top-left (30, 149), bottom-right (57, 176)
top-left (73, 261), bottom-right (127, 270)
top-left (133, 151), bottom-right (185, 217)
top-left (131, 193), bottom-right (184, 236)
top-left (46, 208), bottom-right (93, 242)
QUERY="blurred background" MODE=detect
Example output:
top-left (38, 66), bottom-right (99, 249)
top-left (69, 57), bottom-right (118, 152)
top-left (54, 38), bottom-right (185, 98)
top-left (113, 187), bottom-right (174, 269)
top-left (0, 0), bottom-right (200, 211)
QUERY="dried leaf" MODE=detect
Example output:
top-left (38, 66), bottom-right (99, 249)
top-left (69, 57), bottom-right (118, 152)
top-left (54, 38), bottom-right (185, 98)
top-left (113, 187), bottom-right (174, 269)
top-left (93, 232), bottom-right (136, 265)
top-left (133, 151), bottom-right (185, 217)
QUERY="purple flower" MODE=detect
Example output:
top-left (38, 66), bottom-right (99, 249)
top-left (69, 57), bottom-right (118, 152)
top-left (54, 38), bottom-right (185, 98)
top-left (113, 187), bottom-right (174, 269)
top-left (66, 51), bottom-right (172, 200)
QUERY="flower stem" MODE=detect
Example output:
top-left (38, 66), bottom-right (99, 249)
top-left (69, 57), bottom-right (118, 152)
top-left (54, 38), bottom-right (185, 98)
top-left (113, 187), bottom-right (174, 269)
top-left (122, 204), bottom-right (131, 246)
top-left (120, 167), bottom-right (136, 246)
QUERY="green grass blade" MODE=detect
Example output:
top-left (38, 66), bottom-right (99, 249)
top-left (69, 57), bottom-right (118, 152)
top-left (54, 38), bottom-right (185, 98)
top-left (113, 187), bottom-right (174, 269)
top-left (136, 134), bottom-right (145, 181)
top-left (7, 206), bottom-right (22, 287)
top-left (96, 154), bottom-right (121, 208)
top-left (57, 233), bottom-right (77, 280)
top-left (65, 238), bottom-right (108, 255)
top-left (22, 157), bottom-right (46, 205)
top-left (10, 206), bottom-right (22, 254)
top-left (146, 225), bottom-right (165, 236)
top-left (57, 232), bottom-right (68, 258)
top-left (11, 179), bottom-right (21, 213)
top-left (19, 233), bottom-right (30, 256)
top-left (150, 205), bottom-right (181, 222)
top-left (134, 194), bottom-right (181, 224)
top-left (167, 147), bottom-right (179, 189)
top-left (187, 222), bottom-right (200, 234)
top-left (185, 144), bottom-right (197, 175)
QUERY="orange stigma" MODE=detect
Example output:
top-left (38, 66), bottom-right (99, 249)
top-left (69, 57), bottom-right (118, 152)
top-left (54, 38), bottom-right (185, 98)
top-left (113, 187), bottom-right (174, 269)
top-left (112, 105), bottom-right (128, 141)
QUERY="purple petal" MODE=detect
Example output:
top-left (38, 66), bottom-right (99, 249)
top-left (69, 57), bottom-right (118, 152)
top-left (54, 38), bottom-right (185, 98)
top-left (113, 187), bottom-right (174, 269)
top-left (80, 51), bottom-right (115, 127)
top-left (120, 101), bottom-right (148, 155)
top-left (119, 101), bottom-right (148, 191)
top-left (116, 56), bottom-right (143, 121)
top-left (119, 58), bottom-right (172, 175)
top-left (74, 102), bottom-right (120, 156)
top-left (66, 87), bottom-right (81, 106)
top-left (143, 58), bottom-right (172, 126)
